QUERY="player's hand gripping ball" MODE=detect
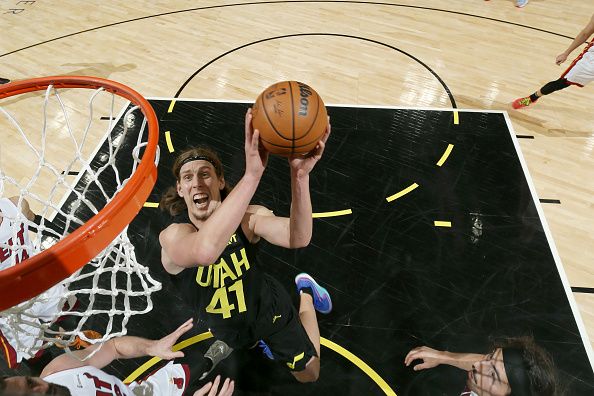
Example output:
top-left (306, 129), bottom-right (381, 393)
top-left (252, 81), bottom-right (328, 156)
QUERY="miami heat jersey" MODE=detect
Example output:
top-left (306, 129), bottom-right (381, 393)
top-left (0, 197), bottom-right (32, 269)
top-left (168, 213), bottom-right (263, 348)
top-left (44, 361), bottom-right (189, 396)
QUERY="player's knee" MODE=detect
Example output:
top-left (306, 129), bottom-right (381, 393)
top-left (294, 367), bottom-right (319, 383)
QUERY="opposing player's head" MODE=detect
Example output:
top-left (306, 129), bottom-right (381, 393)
top-left (161, 146), bottom-right (230, 220)
top-left (0, 376), bottom-right (71, 395)
top-left (467, 337), bottom-right (557, 396)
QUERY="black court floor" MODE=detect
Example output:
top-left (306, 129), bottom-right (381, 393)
top-left (5, 100), bottom-right (594, 395)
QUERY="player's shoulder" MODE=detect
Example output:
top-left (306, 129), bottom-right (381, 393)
top-left (159, 222), bottom-right (196, 243)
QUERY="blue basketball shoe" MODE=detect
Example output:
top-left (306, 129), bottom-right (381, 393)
top-left (295, 273), bottom-right (332, 314)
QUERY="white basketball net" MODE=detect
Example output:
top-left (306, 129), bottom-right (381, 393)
top-left (0, 82), bottom-right (161, 362)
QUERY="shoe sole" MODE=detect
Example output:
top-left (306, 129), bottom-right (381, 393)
top-left (295, 273), bottom-right (332, 314)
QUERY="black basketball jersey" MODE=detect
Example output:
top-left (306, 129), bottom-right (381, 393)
top-left (167, 212), bottom-right (264, 347)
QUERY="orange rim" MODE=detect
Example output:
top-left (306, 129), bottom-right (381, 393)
top-left (0, 76), bottom-right (158, 311)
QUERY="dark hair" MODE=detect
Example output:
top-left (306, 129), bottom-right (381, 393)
top-left (493, 336), bottom-right (558, 396)
top-left (160, 146), bottom-right (231, 216)
top-left (0, 376), bottom-right (72, 396)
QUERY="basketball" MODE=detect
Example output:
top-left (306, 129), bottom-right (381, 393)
top-left (252, 81), bottom-right (328, 156)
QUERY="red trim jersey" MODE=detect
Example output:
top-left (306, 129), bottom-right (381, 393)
top-left (43, 361), bottom-right (190, 396)
top-left (0, 198), bottom-right (68, 367)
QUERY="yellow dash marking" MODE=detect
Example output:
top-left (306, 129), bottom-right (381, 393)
top-left (434, 221), bottom-right (452, 227)
top-left (165, 131), bottom-right (174, 153)
top-left (286, 352), bottom-right (305, 369)
top-left (436, 144), bottom-right (454, 167)
top-left (386, 183), bottom-right (419, 202)
top-left (124, 331), bottom-right (214, 384)
top-left (312, 209), bottom-right (352, 218)
top-left (453, 110), bottom-right (459, 125)
top-left (168, 99), bottom-right (176, 113)
top-left (273, 314), bottom-right (282, 323)
top-left (143, 202), bottom-right (159, 208)
top-left (321, 337), bottom-right (396, 395)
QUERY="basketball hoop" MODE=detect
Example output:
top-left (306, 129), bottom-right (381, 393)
top-left (0, 76), bottom-right (161, 358)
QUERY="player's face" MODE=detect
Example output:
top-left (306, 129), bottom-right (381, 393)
top-left (0, 376), bottom-right (71, 395)
top-left (177, 160), bottom-right (225, 222)
top-left (466, 348), bottom-right (512, 396)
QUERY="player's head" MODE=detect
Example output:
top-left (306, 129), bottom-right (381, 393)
top-left (161, 146), bottom-right (231, 219)
top-left (0, 376), bottom-right (71, 395)
top-left (467, 337), bottom-right (557, 396)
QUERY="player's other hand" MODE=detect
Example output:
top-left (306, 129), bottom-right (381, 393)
top-left (244, 108), bottom-right (269, 179)
top-left (194, 375), bottom-right (235, 396)
top-left (404, 346), bottom-right (445, 371)
top-left (555, 52), bottom-right (569, 65)
top-left (288, 117), bottom-right (331, 177)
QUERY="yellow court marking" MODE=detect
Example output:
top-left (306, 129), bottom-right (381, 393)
top-left (386, 183), bottom-right (419, 202)
top-left (165, 131), bottom-right (175, 153)
top-left (168, 99), bottom-right (176, 113)
top-left (312, 209), bottom-right (352, 218)
top-left (123, 331), bottom-right (214, 384)
top-left (453, 110), bottom-right (459, 125)
top-left (434, 221), bottom-right (452, 227)
top-left (321, 337), bottom-right (396, 395)
top-left (143, 202), bottom-right (159, 208)
top-left (436, 144), bottom-right (454, 167)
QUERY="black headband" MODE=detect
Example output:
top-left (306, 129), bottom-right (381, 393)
top-left (503, 348), bottom-right (531, 395)
top-left (179, 155), bottom-right (219, 172)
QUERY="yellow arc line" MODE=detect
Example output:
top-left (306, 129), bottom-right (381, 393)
top-left (321, 337), bottom-right (396, 396)
top-left (453, 110), bottom-right (459, 125)
top-left (165, 131), bottom-right (175, 153)
top-left (434, 221), bottom-right (452, 227)
top-left (436, 144), bottom-right (454, 167)
top-left (168, 99), bottom-right (176, 113)
top-left (386, 183), bottom-right (419, 202)
top-left (312, 209), bottom-right (352, 218)
top-left (123, 331), bottom-right (214, 384)
top-left (143, 202), bottom-right (159, 208)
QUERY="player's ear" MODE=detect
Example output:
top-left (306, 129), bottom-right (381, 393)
top-left (219, 177), bottom-right (225, 191)
top-left (177, 181), bottom-right (183, 197)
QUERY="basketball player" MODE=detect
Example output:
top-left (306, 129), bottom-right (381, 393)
top-left (0, 196), bottom-right (78, 369)
top-left (159, 108), bottom-right (332, 383)
top-left (0, 318), bottom-right (234, 395)
top-left (513, 13), bottom-right (594, 109)
top-left (404, 337), bottom-right (558, 395)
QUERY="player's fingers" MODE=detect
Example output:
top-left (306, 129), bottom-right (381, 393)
top-left (208, 375), bottom-right (222, 396)
top-left (404, 349), bottom-right (422, 365)
top-left (413, 362), bottom-right (431, 371)
top-left (251, 129), bottom-right (261, 150)
top-left (226, 380), bottom-right (235, 396)
top-left (194, 382), bottom-right (213, 396)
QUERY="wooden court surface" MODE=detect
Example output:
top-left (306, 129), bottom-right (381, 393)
top-left (2, 0), bottom-right (593, 386)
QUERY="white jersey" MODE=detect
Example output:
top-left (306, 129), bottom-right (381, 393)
top-left (563, 41), bottom-right (594, 86)
top-left (0, 197), bottom-right (32, 268)
top-left (0, 197), bottom-right (69, 367)
top-left (44, 362), bottom-right (190, 396)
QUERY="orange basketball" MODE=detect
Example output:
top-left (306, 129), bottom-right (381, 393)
top-left (252, 81), bottom-right (328, 156)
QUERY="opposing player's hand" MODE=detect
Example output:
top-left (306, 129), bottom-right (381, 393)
top-left (194, 375), bottom-right (235, 396)
top-left (555, 52), bottom-right (568, 65)
top-left (148, 318), bottom-right (193, 360)
top-left (244, 108), bottom-right (269, 179)
top-left (288, 117), bottom-right (331, 177)
top-left (404, 346), bottom-right (445, 371)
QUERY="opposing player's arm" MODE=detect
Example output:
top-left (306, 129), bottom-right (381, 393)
top-left (8, 196), bottom-right (35, 221)
top-left (41, 319), bottom-right (193, 377)
top-left (557, 13), bottom-right (594, 64)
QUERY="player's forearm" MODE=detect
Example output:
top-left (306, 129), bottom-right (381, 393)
top-left (193, 174), bottom-right (260, 260)
top-left (289, 171), bottom-right (313, 247)
top-left (564, 30), bottom-right (591, 56)
top-left (112, 336), bottom-right (157, 360)
top-left (440, 351), bottom-right (485, 371)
